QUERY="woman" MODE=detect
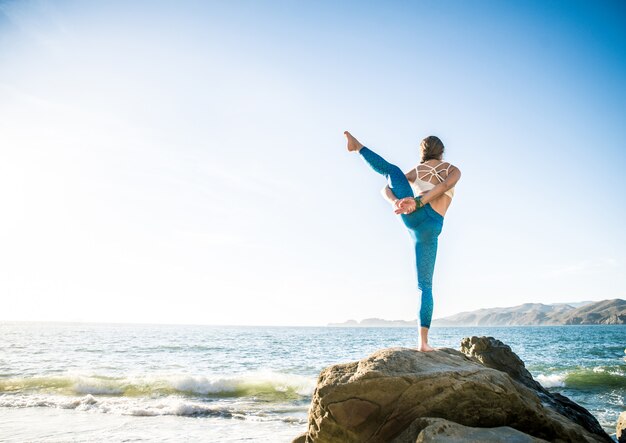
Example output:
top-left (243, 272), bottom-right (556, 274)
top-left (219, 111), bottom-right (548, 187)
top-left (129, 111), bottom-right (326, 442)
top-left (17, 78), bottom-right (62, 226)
top-left (344, 131), bottom-right (461, 352)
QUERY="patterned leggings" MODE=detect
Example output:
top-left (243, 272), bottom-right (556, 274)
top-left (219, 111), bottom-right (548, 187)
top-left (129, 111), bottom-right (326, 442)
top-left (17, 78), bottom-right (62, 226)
top-left (358, 146), bottom-right (444, 329)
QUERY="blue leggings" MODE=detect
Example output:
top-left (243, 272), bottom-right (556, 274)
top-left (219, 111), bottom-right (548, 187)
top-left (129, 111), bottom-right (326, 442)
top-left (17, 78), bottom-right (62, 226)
top-left (359, 146), bottom-right (444, 329)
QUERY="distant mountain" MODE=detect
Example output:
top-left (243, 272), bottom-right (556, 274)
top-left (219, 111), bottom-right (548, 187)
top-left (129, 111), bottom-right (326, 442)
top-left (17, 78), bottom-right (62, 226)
top-left (558, 299), bottom-right (626, 325)
top-left (433, 299), bottom-right (625, 326)
top-left (328, 299), bottom-right (625, 327)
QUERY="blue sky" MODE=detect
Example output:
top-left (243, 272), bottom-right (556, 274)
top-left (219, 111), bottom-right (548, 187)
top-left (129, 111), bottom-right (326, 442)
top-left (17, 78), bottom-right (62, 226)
top-left (0, 0), bottom-right (624, 325)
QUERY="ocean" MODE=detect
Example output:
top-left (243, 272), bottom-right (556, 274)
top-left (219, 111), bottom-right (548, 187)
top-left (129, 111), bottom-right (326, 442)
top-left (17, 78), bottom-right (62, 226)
top-left (0, 322), bottom-right (624, 442)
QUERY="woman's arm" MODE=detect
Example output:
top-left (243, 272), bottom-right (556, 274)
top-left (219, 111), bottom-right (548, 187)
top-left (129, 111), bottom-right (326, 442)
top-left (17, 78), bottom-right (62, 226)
top-left (420, 165), bottom-right (461, 205)
top-left (395, 165), bottom-right (461, 213)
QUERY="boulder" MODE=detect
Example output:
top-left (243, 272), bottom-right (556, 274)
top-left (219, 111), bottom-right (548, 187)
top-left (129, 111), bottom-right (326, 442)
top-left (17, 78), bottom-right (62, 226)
top-left (391, 417), bottom-right (549, 442)
top-left (460, 336), bottom-right (610, 440)
top-left (617, 411), bottom-right (626, 443)
top-left (292, 432), bottom-right (307, 443)
top-left (297, 336), bottom-right (613, 443)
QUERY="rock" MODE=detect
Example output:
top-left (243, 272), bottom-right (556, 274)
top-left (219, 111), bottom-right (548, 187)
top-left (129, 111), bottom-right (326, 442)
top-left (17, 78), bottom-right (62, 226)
top-left (460, 335), bottom-right (537, 388)
top-left (460, 336), bottom-right (611, 441)
top-left (617, 411), bottom-right (626, 443)
top-left (391, 417), bottom-right (550, 442)
top-left (291, 432), bottom-right (307, 443)
top-left (300, 337), bottom-right (613, 443)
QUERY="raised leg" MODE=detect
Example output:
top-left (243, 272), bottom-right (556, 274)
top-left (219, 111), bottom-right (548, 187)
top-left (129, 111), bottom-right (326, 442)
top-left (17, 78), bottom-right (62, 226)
top-left (358, 147), bottom-right (414, 200)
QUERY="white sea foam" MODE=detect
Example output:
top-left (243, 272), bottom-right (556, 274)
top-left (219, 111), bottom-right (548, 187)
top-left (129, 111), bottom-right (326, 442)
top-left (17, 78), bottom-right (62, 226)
top-left (536, 373), bottom-right (566, 388)
top-left (0, 371), bottom-right (316, 398)
top-left (145, 370), bottom-right (315, 397)
top-left (0, 369), bottom-right (313, 428)
top-left (0, 393), bottom-right (307, 423)
top-left (72, 378), bottom-right (125, 395)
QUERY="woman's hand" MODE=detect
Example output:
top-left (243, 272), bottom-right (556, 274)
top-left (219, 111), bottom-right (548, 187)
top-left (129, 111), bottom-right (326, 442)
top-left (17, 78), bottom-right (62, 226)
top-left (394, 197), bottom-right (417, 214)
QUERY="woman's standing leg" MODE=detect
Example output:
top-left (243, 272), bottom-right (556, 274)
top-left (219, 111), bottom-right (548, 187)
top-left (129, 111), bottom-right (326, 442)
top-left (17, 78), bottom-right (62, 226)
top-left (414, 236), bottom-right (438, 329)
top-left (410, 214), bottom-right (443, 351)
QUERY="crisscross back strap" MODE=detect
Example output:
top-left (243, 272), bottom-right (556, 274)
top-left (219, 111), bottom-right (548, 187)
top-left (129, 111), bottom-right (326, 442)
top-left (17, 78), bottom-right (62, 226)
top-left (416, 161), bottom-right (450, 183)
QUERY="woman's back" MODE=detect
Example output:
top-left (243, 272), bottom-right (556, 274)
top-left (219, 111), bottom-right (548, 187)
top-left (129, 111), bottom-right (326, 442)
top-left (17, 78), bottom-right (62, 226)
top-left (408, 159), bottom-right (457, 217)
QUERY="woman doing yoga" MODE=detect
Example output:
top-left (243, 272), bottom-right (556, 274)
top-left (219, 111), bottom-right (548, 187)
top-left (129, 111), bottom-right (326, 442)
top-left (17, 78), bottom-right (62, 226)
top-left (344, 131), bottom-right (461, 352)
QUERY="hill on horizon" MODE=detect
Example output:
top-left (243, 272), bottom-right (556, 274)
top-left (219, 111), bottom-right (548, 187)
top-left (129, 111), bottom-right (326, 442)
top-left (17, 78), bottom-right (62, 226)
top-left (328, 299), bottom-right (626, 327)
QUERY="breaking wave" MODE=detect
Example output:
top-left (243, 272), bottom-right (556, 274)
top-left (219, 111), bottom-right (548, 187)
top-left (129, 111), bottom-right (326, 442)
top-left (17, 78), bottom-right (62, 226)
top-left (0, 371), bottom-right (316, 400)
top-left (536, 365), bottom-right (626, 389)
top-left (0, 393), bottom-right (307, 423)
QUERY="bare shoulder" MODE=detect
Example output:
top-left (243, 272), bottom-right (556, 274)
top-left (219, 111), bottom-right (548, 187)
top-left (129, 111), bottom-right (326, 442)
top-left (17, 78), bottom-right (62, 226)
top-left (448, 162), bottom-right (461, 175)
top-left (445, 162), bottom-right (461, 184)
top-left (445, 161), bottom-right (460, 172)
top-left (435, 160), bottom-right (460, 174)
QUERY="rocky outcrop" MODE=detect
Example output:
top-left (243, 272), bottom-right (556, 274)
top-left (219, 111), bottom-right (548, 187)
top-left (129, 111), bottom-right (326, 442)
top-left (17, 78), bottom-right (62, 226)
top-left (295, 336), bottom-right (613, 443)
top-left (391, 417), bottom-right (550, 442)
top-left (617, 411), bottom-right (626, 443)
top-left (460, 336), bottom-right (610, 440)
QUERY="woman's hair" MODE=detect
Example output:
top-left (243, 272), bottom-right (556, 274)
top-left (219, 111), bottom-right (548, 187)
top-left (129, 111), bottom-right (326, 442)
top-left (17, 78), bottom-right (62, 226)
top-left (420, 136), bottom-right (445, 163)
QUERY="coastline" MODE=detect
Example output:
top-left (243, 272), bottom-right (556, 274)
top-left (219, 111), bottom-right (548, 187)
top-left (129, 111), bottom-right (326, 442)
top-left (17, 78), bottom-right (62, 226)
top-left (1, 323), bottom-right (623, 442)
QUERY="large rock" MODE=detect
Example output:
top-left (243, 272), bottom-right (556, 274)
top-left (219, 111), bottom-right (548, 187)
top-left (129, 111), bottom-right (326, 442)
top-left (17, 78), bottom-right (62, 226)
top-left (460, 336), bottom-right (610, 440)
top-left (296, 337), bottom-right (613, 443)
top-left (391, 417), bottom-right (549, 442)
top-left (617, 411), bottom-right (626, 443)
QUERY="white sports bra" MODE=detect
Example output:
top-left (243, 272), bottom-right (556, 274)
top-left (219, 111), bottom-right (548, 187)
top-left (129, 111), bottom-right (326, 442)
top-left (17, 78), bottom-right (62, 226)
top-left (410, 161), bottom-right (455, 199)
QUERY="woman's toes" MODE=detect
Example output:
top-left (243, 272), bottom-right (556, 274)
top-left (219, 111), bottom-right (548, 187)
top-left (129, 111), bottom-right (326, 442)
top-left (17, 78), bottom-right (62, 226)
top-left (344, 131), bottom-right (363, 152)
top-left (417, 343), bottom-right (436, 352)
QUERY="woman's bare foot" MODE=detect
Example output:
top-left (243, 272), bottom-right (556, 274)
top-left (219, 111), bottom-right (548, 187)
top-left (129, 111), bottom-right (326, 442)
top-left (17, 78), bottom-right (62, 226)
top-left (417, 343), bottom-right (436, 352)
top-left (417, 327), bottom-right (435, 352)
top-left (344, 131), bottom-right (364, 152)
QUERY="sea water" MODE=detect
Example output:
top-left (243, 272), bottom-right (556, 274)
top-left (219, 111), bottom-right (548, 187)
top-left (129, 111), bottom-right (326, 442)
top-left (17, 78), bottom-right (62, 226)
top-left (0, 322), bottom-right (624, 442)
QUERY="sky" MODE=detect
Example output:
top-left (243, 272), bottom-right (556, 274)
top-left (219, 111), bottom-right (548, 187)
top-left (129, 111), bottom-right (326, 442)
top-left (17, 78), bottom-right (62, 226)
top-left (0, 0), bottom-right (624, 326)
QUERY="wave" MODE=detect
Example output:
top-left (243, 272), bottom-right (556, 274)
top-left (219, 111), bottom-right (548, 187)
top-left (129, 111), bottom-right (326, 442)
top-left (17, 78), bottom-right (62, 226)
top-left (536, 373), bottom-right (566, 388)
top-left (0, 371), bottom-right (316, 400)
top-left (566, 366), bottom-right (626, 389)
top-left (536, 365), bottom-right (626, 389)
top-left (0, 393), bottom-right (307, 423)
